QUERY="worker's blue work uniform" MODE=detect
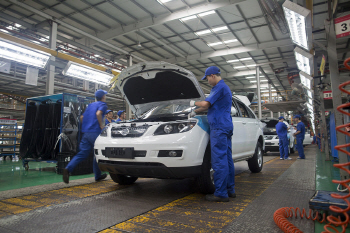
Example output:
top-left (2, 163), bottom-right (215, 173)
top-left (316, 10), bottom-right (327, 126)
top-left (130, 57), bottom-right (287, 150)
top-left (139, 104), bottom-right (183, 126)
top-left (276, 122), bottom-right (289, 159)
top-left (105, 118), bottom-right (115, 125)
top-left (296, 121), bottom-right (306, 159)
top-left (66, 101), bottom-right (107, 180)
top-left (317, 133), bottom-right (321, 149)
top-left (205, 80), bottom-right (234, 198)
top-left (116, 118), bottom-right (121, 122)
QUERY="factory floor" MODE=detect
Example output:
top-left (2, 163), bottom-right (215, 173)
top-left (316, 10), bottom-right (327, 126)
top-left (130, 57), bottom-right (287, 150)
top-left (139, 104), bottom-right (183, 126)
top-left (0, 145), bottom-right (346, 233)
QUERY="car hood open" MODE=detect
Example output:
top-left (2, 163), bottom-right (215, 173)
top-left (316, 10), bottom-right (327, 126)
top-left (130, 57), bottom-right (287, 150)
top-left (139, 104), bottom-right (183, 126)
top-left (115, 61), bottom-right (206, 116)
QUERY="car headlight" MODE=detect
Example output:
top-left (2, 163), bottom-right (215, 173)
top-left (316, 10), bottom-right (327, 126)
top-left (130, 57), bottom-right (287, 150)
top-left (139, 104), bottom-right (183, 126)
top-left (100, 126), bottom-right (108, 136)
top-left (154, 121), bottom-right (197, 135)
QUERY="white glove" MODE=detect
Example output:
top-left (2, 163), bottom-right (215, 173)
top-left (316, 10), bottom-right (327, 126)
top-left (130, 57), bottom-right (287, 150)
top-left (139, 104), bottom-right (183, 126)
top-left (188, 111), bottom-right (196, 119)
top-left (190, 100), bottom-right (196, 107)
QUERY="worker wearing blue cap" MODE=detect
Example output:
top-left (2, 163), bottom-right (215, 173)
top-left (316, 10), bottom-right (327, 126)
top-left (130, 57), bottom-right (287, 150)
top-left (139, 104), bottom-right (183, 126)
top-left (105, 110), bottom-right (115, 125)
top-left (293, 115), bottom-right (305, 159)
top-left (116, 110), bottom-right (126, 122)
top-left (188, 66), bottom-right (234, 202)
top-left (63, 89), bottom-right (108, 184)
top-left (276, 116), bottom-right (291, 160)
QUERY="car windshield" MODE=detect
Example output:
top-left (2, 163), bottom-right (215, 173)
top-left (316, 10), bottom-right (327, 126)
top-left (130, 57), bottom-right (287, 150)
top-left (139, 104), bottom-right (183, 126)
top-left (140, 104), bottom-right (195, 119)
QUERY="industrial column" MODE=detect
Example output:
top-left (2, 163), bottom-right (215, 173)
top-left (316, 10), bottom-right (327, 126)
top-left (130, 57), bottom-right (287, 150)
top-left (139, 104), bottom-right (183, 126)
top-left (314, 55), bottom-right (330, 159)
top-left (45, 21), bottom-right (57, 95)
top-left (256, 66), bottom-right (262, 119)
top-left (126, 55), bottom-right (133, 120)
top-left (269, 83), bottom-right (273, 118)
top-left (325, 19), bottom-right (348, 179)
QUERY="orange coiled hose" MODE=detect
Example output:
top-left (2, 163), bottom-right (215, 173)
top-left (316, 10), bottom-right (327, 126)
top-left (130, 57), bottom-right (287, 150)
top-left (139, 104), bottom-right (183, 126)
top-left (273, 58), bottom-right (350, 233)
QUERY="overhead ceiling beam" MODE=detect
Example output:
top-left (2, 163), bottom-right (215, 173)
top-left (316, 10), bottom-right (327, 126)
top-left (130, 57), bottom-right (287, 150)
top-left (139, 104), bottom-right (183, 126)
top-left (79, 0), bottom-right (245, 45)
top-left (164, 38), bottom-right (293, 64)
top-left (8, 0), bottom-right (146, 62)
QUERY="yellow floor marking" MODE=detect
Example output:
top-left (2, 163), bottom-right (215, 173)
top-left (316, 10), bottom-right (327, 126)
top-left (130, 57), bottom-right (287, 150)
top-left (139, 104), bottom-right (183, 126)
top-left (0, 210), bottom-right (11, 218)
top-left (0, 202), bottom-right (32, 214)
top-left (1, 198), bottom-right (46, 209)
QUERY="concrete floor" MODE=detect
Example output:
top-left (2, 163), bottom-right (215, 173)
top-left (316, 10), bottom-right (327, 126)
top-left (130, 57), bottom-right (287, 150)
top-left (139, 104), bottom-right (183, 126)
top-left (0, 145), bottom-right (342, 233)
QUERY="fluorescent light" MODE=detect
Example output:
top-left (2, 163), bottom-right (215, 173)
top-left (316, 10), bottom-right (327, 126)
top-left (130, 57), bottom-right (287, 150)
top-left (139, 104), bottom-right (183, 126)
top-left (234, 66), bottom-right (246, 69)
top-left (94, 54), bottom-right (100, 57)
top-left (240, 57), bottom-right (252, 61)
top-left (15, 24), bottom-right (21, 28)
top-left (227, 59), bottom-right (239, 63)
top-left (299, 71), bottom-right (312, 90)
top-left (195, 29), bottom-right (211, 36)
top-left (212, 26), bottom-right (228, 32)
top-left (246, 64), bottom-right (256, 67)
top-left (181, 15), bottom-right (197, 21)
top-left (0, 38), bottom-right (50, 69)
top-left (157, 0), bottom-right (173, 3)
top-left (62, 61), bottom-right (113, 86)
top-left (261, 90), bottom-right (270, 92)
top-left (0, 29), bottom-right (9, 33)
top-left (198, 11), bottom-right (216, 17)
top-left (246, 76), bottom-right (256, 79)
top-left (294, 47), bottom-right (313, 75)
top-left (224, 39), bottom-right (238, 44)
top-left (250, 81), bottom-right (257, 83)
top-left (260, 80), bottom-right (268, 82)
top-left (283, 0), bottom-right (312, 50)
top-left (208, 42), bottom-right (223, 46)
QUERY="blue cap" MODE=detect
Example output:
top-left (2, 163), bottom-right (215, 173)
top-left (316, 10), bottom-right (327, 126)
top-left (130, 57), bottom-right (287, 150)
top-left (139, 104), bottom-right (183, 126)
top-left (117, 110), bottom-right (125, 116)
top-left (294, 115), bottom-right (301, 119)
top-left (202, 66), bottom-right (220, 80)
top-left (106, 110), bottom-right (113, 114)
top-left (278, 116), bottom-right (285, 120)
top-left (95, 89), bottom-right (107, 99)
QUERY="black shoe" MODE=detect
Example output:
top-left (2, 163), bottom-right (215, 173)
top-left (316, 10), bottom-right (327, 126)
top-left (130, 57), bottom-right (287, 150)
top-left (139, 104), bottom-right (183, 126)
top-left (205, 194), bottom-right (229, 202)
top-left (228, 193), bottom-right (236, 198)
top-left (96, 173), bottom-right (107, 181)
top-left (63, 168), bottom-right (69, 184)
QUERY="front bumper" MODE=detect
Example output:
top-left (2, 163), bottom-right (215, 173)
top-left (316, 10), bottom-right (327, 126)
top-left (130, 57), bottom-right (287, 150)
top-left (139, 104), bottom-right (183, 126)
top-left (98, 160), bottom-right (202, 179)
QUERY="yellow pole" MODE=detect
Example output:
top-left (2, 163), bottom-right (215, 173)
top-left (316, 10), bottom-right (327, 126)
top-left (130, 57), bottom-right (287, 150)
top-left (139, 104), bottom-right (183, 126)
top-left (0, 32), bottom-right (120, 76)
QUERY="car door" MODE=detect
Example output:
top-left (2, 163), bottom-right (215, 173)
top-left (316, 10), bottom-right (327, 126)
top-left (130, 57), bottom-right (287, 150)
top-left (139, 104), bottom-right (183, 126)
top-left (245, 105), bottom-right (259, 153)
top-left (231, 99), bottom-right (249, 158)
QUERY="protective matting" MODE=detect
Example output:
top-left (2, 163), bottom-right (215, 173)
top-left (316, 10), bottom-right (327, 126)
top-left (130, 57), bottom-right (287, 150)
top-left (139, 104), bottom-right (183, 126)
top-left (224, 146), bottom-right (316, 233)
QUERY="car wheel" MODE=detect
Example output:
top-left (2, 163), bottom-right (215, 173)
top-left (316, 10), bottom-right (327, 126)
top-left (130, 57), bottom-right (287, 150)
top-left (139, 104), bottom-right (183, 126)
top-left (248, 142), bottom-right (263, 173)
top-left (109, 173), bottom-right (138, 185)
top-left (197, 145), bottom-right (215, 194)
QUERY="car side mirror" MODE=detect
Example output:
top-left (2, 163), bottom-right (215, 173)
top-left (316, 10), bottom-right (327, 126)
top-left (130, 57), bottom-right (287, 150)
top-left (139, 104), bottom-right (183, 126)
top-left (231, 107), bottom-right (238, 116)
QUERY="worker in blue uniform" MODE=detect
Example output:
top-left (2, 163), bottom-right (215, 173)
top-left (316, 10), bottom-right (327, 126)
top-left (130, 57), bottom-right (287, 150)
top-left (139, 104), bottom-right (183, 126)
top-left (188, 66), bottom-right (234, 202)
top-left (105, 110), bottom-right (115, 125)
top-left (293, 115), bottom-right (306, 159)
top-left (276, 116), bottom-right (291, 160)
top-left (116, 110), bottom-right (126, 122)
top-left (63, 89), bottom-right (108, 184)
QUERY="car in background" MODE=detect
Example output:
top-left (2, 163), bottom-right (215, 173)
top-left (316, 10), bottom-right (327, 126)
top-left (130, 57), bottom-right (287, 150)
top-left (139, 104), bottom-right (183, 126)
top-left (260, 118), bottom-right (295, 155)
top-left (94, 61), bottom-right (265, 194)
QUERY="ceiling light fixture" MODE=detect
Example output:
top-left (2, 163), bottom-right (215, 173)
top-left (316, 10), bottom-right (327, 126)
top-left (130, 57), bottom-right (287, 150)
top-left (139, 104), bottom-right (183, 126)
top-left (294, 47), bottom-right (313, 75)
top-left (157, 0), bottom-right (173, 4)
top-left (246, 64), bottom-right (256, 67)
top-left (224, 39), bottom-right (238, 44)
top-left (62, 61), bottom-right (113, 86)
top-left (234, 66), bottom-right (246, 69)
top-left (195, 29), bottom-right (211, 36)
top-left (0, 38), bottom-right (50, 69)
top-left (180, 15), bottom-right (197, 21)
top-left (212, 26), bottom-right (228, 32)
top-left (299, 71), bottom-right (312, 90)
top-left (207, 42), bottom-right (223, 47)
top-left (227, 59), bottom-right (239, 63)
top-left (240, 57), bottom-right (252, 61)
top-left (198, 11), bottom-right (216, 17)
top-left (283, 0), bottom-right (312, 50)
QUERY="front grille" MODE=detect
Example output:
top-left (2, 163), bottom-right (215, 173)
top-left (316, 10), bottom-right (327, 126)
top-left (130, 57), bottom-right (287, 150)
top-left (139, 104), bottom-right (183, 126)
top-left (99, 160), bottom-right (164, 167)
top-left (111, 125), bottom-right (149, 138)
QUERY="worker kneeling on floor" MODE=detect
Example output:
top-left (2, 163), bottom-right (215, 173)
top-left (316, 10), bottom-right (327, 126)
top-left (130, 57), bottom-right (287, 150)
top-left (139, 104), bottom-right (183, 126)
top-left (276, 116), bottom-right (291, 160)
top-left (188, 66), bottom-right (235, 202)
top-left (63, 89), bottom-right (108, 184)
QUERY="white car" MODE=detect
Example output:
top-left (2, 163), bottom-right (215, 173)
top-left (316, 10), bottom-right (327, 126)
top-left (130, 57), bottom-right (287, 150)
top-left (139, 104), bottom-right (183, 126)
top-left (261, 118), bottom-right (296, 154)
top-left (95, 61), bottom-right (265, 194)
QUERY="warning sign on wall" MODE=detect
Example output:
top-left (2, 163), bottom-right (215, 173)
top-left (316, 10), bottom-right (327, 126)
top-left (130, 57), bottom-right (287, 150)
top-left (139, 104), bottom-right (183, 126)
top-left (323, 91), bottom-right (332, 99)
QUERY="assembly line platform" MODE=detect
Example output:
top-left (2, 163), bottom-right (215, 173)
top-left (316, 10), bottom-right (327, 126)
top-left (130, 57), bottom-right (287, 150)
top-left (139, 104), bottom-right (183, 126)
top-left (0, 146), bottom-right (337, 233)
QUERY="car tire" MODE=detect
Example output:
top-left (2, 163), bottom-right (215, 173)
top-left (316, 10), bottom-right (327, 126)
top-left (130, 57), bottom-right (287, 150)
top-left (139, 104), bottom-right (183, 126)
top-left (109, 173), bottom-right (138, 185)
top-left (197, 145), bottom-right (215, 194)
top-left (248, 142), bottom-right (263, 173)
